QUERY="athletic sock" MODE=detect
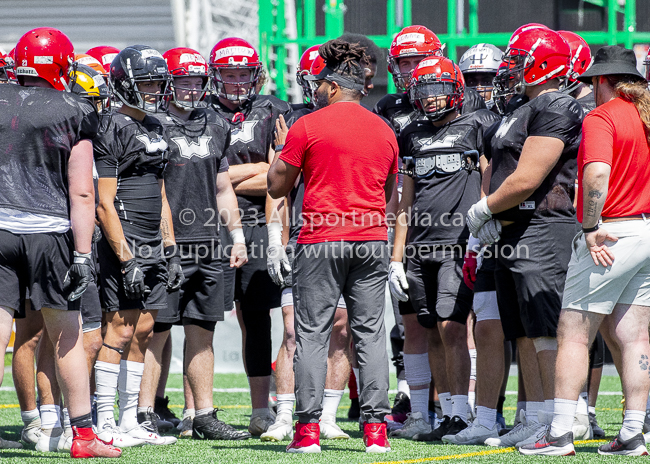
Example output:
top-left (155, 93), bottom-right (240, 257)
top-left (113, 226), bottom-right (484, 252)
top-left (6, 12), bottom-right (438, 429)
top-left (497, 396), bottom-right (506, 416)
top-left (62, 408), bottom-right (71, 435)
top-left (476, 406), bottom-right (497, 429)
top-left (352, 368), bottom-right (361, 396)
top-left (451, 395), bottom-right (469, 422)
top-left (588, 406), bottom-right (596, 416)
top-left (620, 410), bottom-right (645, 441)
top-left (468, 391), bottom-right (476, 414)
top-left (183, 408), bottom-right (195, 420)
top-left (543, 399), bottom-right (554, 424)
top-left (95, 360), bottom-right (120, 427)
top-left (469, 349), bottom-right (477, 382)
top-left (40, 404), bottom-right (62, 429)
top-left (526, 401), bottom-right (544, 424)
top-left (439, 392), bottom-right (452, 418)
top-left (397, 379), bottom-right (410, 396)
top-left (322, 389), bottom-right (344, 422)
top-left (549, 398), bottom-right (578, 437)
top-left (196, 407), bottom-right (212, 417)
top-left (403, 353), bottom-right (430, 417)
top-left (275, 394), bottom-right (295, 422)
top-left (252, 408), bottom-right (270, 419)
top-left (576, 392), bottom-right (589, 415)
top-left (21, 408), bottom-right (39, 425)
top-left (409, 388), bottom-right (430, 418)
top-left (517, 401), bottom-right (526, 415)
top-left (118, 360), bottom-right (144, 433)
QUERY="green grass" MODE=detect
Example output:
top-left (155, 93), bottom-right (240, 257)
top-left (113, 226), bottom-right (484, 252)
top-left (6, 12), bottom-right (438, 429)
top-left (0, 373), bottom-right (630, 463)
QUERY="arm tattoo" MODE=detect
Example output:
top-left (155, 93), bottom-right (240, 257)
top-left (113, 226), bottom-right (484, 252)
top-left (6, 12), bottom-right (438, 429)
top-left (640, 354), bottom-right (649, 371)
top-left (160, 217), bottom-right (172, 242)
top-left (588, 190), bottom-right (603, 199)
top-left (585, 189), bottom-right (604, 220)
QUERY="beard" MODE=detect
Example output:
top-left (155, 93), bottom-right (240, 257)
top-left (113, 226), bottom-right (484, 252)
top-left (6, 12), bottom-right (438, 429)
top-left (313, 87), bottom-right (330, 110)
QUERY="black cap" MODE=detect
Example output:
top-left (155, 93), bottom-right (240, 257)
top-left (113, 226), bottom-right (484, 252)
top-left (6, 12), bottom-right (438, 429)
top-left (578, 45), bottom-right (645, 83)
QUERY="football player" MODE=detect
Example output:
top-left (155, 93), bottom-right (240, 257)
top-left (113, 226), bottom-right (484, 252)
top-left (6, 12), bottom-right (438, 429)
top-left (389, 56), bottom-right (501, 441)
top-left (93, 45), bottom-right (180, 447)
top-left (466, 27), bottom-right (583, 448)
top-left (86, 45), bottom-right (120, 77)
top-left (261, 48), bottom-right (352, 442)
top-left (207, 37), bottom-right (291, 436)
top-left (559, 31), bottom-right (595, 112)
top-left (458, 44), bottom-right (503, 111)
top-left (0, 27), bottom-right (119, 457)
top-left (138, 47), bottom-right (251, 441)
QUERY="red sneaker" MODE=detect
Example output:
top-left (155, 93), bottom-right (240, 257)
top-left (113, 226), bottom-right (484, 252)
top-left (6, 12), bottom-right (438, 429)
top-left (363, 422), bottom-right (391, 453)
top-left (70, 426), bottom-right (122, 458)
top-left (286, 422), bottom-right (321, 453)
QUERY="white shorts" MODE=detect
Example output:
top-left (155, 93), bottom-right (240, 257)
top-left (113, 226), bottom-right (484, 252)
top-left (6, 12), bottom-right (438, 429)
top-left (473, 290), bottom-right (500, 322)
top-left (562, 219), bottom-right (650, 315)
top-left (281, 287), bottom-right (346, 309)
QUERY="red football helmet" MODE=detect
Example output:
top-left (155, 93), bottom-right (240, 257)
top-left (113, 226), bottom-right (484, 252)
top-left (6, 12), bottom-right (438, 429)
top-left (0, 48), bottom-right (16, 84)
top-left (86, 45), bottom-right (120, 74)
top-left (74, 53), bottom-right (105, 75)
top-left (209, 37), bottom-right (262, 103)
top-left (408, 56), bottom-right (464, 121)
top-left (296, 44), bottom-right (321, 105)
top-left (163, 47), bottom-right (210, 109)
top-left (15, 28), bottom-right (74, 91)
top-left (501, 27), bottom-right (570, 95)
top-left (388, 26), bottom-right (443, 90)
top-left (558, 31), bottom-right (592, 92)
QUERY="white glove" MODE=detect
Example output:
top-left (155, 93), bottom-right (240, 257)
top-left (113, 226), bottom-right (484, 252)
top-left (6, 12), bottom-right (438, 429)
top-left (466, 197), bottom-right (493, 238)
top-left (388, 261), bottom-right (409, 302)
top-left (266, 223), bottom-right (290, 286)
top-left (477, 219), bottom-right (502, 245)
top-left (467, 234), bottom-right (481, 254)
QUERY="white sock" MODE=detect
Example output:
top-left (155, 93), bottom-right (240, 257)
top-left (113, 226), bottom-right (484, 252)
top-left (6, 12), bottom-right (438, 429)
top-left (118, 360), bottom-right (144, 433)
top-left (469, 349), bottom-right (477, 382)
top-left (588, 406), bottom-right (596, 416)
top-left (576, 392), bottom-right (589, 415)
top-left (409, 388), bottom-right (430, 418)
top-left (397, 379), bottom-right (410, 396)
top-left (352, 368), bottom-right (360, 396)
top-left (196, 407), bottom-right (212, 417)
top-left (439, 392), bottom-right (452, 418)
top-left (95, 360), bottom-right (120, 427)
top-left (542, 399), bottom-right (554, 424)
top-left (451, 395), bottom-right (469, 422)
top-left (252, 408), bottom-right (270, 418)
top-left (517, 401), bottom-right (526, 415)
top-left (476, 406), bottom-right (497, 429)
top-left (40, 404), bottom-right (61, 429)
top-left (549, 398), bottom-right (577, 437)
top-left (468, 391), bottom-right (476, 414)
top-left (62, 408), bottom-right (71, 433)
top-left (276, 394), bottom-right (295, 421)
top-left (322, 389), bottom-right (344, 422)
top-left (620, 409), bottom-right (645, 441)
top-left (526, 401), bottom-right (544, 424)
top-left (182, 408), bottom-right (195, 420)
top-left (21, 409), bottom-right (39, 425)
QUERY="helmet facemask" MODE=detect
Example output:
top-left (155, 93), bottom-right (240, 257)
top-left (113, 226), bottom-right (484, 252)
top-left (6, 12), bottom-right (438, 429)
top-left (211, 65), bottom-right (261, 104)
top-left (410, 77), bottom-right (463, 122)
top-left (170, 74), bottom-right (210, 110)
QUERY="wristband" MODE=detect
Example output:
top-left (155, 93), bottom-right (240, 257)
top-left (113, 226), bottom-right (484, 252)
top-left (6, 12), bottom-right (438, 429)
top-left (73, 251), bottom-right (92, 264)
top-left (229, 228), bottom-right (245, 244)
top-left (582, 224), bottom-right (599, 233)
top-left (163, 245), bottom-right (178, 258)
top-left (275, 144), bottom-right (284, 151)
top-left (266, 222), bottom-right (283, 244)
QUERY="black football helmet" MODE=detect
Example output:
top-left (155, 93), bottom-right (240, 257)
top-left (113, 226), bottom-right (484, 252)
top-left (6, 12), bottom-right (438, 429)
top-left (109, 45), bottom-right (172, 113)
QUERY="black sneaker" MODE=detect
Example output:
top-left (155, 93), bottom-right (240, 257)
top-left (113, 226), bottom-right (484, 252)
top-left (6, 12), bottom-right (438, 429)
top-left (138, 408), bottom-right (172, 434)
top-left (413, 415), bottom-right (451, 442)
top-left (598, 433), bottom-right (648, 456)
top-left (441, 416), bottom-right (468, 438)
top-left (520, 430), bottom-right (575, 456)
top-left (155, 396), bottom-right (181, 428)
top-left (391, 392), bottom-right (411, 422)
top-left (192, 410), bottom-right (252, 441)
top-left (348, 398), bottom-right (360, 420)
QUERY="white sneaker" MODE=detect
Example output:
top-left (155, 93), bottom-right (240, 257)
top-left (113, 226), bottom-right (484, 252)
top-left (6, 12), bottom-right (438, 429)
top-left (20, 416), bottom-right (42, 447)
top-left (320, 418), bottom-right (350, 440)
top-left (125, 422), bottom-right (177, 445)
top-left (515, 423), bottom-right (548, 448)
top-left (572, 413), bottom-right (592, 441)
top-left (442, 421), bottom-right (499, 445)
top-left (261, 416), bottom-right (294, 442)
top-left (96, 420), bottom-right (145, 448)
top-left (249, 413), bottom-right (276, 436)
top-left (389, 412), bottom-right (432, 438)
top-left (35, 427), bottom-right (66, 453)
top-left (485, 410), bottom-right (540, 447)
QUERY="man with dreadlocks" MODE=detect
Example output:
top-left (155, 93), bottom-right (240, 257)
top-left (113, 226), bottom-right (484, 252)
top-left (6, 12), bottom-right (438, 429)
top-left (268, 39), bottom-right (398, 454)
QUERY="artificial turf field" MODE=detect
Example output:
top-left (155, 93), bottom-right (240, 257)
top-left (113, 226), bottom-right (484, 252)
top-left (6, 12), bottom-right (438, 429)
top-left (0, 368), bottom-right (632, 464)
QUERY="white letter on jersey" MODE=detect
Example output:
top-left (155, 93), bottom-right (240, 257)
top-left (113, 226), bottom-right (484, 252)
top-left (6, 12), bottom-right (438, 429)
top-left (136, 134), bottom-right (169, 153)
top-left (495, 117), bottom-right (517, 139)
top-left (230, 121), bottom-right (258, 145)
top-left (171, 136), bottom-right (213, 159)
top-left (417, 134), bottom-right (461, 150)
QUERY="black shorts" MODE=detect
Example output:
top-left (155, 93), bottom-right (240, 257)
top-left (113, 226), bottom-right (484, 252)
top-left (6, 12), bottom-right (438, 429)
top-left (405, 245), bottom-right (473, 328)
top-left (495, 221), bottom-right (578, 341)
top-left (97, 234), bottom-right (168, 312)
top-left (474, 245), bottom-right (497, 293)
top-left (157, 243), bottom-right (225, 324)
top-left (220, 224), bottom-right (281, 312)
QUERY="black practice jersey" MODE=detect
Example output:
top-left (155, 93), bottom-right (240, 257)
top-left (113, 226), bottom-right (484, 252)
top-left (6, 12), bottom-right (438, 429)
top-left (399, 109), bottom-right (501, 246)
top-left (576, 91), bottom-right (596, 113)
top-left (209, 95), bottom-right (291, 224)
top-left (94, 112), bottom-right (169, 239)
top-left (156, 109), bottom-right (230, 243)
top-left (0, 86), bottom-right (98, 221)
top-left (489, 91), bottom-right (584, 223)
top-left (462, 88), bottom-right (488, 115)
top-left (373, 92), bottom-right (421, 135)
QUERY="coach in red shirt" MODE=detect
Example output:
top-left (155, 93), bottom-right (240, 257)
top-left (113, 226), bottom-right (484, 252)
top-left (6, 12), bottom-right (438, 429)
top-left (268, 40), bottom-right (398, 454)
top-left (523, 46), bottom-right (650, 456)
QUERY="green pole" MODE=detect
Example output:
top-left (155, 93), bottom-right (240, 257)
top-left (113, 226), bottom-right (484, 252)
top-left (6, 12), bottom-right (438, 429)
top-left (387, 0), bottom-right (397, 37)
top-left (324, 0), bottom-right (345, 39)
top-left (447, 0), bottom-right (458, 60)
top-left (624, 0), bottom-right (636, 49)
top-left (296, 0), bottom-right (303, 39)
top-left (607, 0), bottom-right (617, 45)
top-left (274, 0), bottom-right (288, 100)
top-left (258, 0), bottom-right (273, 87)
top-left (304, 0), bottom-right (316, 40)
top-left (469, 0), bottom-right (479, 37)
top-left (403, 0), bottom-right (412, 26)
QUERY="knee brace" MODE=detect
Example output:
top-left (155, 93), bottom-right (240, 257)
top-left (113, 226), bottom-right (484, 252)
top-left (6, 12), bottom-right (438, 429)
top-left (242, 310), bottom-right (272, 377)
top-left (473, 291), bottom-right (500, 322)
top-left (533, 336), bottom-right (557, 352)
top-left (281, 288), bottom-right (293, 309)
top-left (403, 353), bottom-right (431, 387)
top-left (101, 342), bottom-right (124, 355)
